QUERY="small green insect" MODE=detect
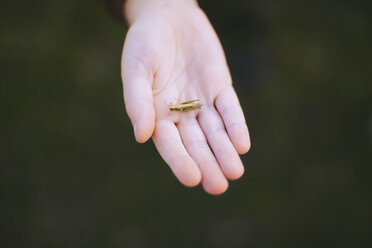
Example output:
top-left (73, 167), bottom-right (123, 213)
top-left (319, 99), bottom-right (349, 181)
top-left (169, 99), bottom-right (203, 112)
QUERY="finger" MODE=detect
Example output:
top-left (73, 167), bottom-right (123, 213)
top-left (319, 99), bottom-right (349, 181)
top-left (178, 118), bottom-right (228, 195)
top-left (198, 107), bottom-right (245, 180)
top-left (122, 50), bottom-right (155, 143)
top-left (152, 120), bottom-right (202, 187)
top-left (215, 86), bottom-right (251, 154)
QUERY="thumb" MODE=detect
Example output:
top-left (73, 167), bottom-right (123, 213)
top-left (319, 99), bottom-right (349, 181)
top-left (121, 53), bottom-right (155, 143)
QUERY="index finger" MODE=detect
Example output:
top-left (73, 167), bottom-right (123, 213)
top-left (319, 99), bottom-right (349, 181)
top-left (152, 120), bottom-right (202, 187)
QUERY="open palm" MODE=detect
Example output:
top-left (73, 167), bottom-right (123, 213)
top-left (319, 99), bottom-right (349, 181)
top-left (121, 2), bottom-right (250, 194)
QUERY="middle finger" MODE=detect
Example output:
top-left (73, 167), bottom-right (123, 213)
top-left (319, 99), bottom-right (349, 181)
top-left (177, 117), bottom-right (228, 195)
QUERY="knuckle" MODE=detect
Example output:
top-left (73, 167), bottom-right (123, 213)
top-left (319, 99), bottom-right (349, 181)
top-left (204, 124), bottom-right (226, 137)
top-left (186, 138), bottom-right (207, 149)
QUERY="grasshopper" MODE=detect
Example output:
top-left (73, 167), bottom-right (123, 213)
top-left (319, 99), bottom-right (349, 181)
top-left (169, 99), bottom-right (203, 112)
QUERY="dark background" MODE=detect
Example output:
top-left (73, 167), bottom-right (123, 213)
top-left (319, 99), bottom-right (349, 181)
top-left (1, 0), bottom-right (371, 247)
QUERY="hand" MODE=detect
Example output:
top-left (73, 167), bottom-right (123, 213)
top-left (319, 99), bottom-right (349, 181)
top-left (121, 0), bottom-right (250, 194)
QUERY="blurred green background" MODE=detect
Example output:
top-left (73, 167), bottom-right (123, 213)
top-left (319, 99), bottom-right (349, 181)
top-left (1, 0), bottom-right (371, 247)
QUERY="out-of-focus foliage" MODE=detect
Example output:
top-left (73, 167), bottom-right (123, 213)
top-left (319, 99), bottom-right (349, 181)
top-left (1, 0), bottom-right (371, 247)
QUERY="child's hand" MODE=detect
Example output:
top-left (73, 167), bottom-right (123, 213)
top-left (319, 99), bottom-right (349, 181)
top-left (121, 0), bottom-right (250, 194)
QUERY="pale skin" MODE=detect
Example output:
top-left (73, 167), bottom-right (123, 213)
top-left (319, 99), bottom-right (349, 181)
top-left (122, 0), bottom-right (251, 195)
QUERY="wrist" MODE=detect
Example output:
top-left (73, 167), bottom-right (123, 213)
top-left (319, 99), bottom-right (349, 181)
top-left (124, 0), bottom-right (198, 26)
